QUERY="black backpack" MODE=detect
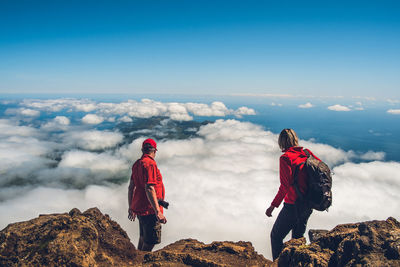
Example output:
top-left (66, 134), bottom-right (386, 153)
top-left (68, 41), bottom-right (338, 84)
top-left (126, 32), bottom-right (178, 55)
top-left (293, 149), bottom-right (332, 211)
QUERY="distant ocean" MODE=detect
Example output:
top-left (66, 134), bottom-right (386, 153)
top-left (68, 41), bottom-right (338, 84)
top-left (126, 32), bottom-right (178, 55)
top-left (160, 95), bottom-right (400, 163)
top-left (240, 104), bottom-right (400, 163)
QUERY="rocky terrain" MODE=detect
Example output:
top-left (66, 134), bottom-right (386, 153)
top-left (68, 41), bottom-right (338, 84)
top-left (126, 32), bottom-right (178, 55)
top-left (0, 208), bottom-right (270, 266)
top-left (0, 208), bottom-right (138, 266)
top-left (0, 207), bottom-right (399, 266)
top-left (279, 217), bottom-right (400, 267)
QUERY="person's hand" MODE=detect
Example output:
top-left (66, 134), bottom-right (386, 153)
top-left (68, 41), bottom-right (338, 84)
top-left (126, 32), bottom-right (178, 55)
top-left (128, 208), bottom-right (136, 221)
top-left (265, 205), bottom-right (275, 217)
top-left (156, 210), bottom-right (167, 224)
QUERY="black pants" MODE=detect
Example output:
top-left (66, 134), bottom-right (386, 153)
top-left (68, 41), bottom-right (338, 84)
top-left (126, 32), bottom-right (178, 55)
top-left (270, 202), bottom-right (313, 260)
top-left (138, 214), bottom-right (162, 245)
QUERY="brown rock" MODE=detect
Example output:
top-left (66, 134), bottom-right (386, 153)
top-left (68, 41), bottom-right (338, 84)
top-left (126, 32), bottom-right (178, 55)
top-left (278, 217), bottom-right (400, 267)
top-left (0, 207), bottom-right (138, 266)
top-left (0, 208), bottom-right (271, 266)
top-left (2, 208), bottom-right (399, 267)
top-left (142, 238), bottom-right (272, 266)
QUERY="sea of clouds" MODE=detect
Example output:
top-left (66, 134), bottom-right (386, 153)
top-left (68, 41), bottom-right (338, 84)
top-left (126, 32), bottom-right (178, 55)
top-left (0, 98), bottom-right (399, 259)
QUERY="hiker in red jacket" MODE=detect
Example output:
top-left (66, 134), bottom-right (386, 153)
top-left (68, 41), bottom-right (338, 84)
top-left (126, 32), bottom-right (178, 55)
top-left (266, 129), bottom-right (321, 260)
top-left (128, 138), bottom-right (166, 252)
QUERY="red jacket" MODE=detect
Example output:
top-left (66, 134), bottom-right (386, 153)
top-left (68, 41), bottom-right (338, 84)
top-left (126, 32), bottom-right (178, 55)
top-left (271, 147), bottom-right (320, 207)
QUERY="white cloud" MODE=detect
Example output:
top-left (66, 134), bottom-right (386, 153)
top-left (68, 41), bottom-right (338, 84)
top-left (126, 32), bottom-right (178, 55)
top-left (0, 120), bottom-right (59, 186)
top-left (41, 116), bottom-right (71, 131)
top-left (5, 108), bottom-right (40, 117)
top-left (234, 106), bottom-right (257, 117)
top-left (19, 98), bottom-right (256, 121)
top-left (328, 104), bottom-right (351, 112)
top-left (359, 151), bottom-right (385, 161)
top-left (298, 102), bottom-right (314, 109)
top-left (1, 119), bottom-right (397, 260)
top-left (97, 99), bottom-right (253, 121)
top-left (301, 141), bottom-right (355, 167)
top-left (119, 116), bottom-right (133, 123)
top-left (59, 150), bottom-right (128, 174)
top-left (64, 130), bottom-right (124, 150)
top-left (387, 109), bottom-right (400, 115)
top-left (74, 103), bottom-right (97, 112)
top-left (0, 119), bottom-right (40, 137)
top-left (0, 113), bottom-right (398, 261)
top-left (21, 98), bottom-right (97, 112)
top-left (82, 114), bottom-right (104, 124)
top-left (185, 102), bottom-right (227, 117)
top-left (20, 108), bottom-right (40, 116)
top-left (168, 113), bottom-right (193, 121)
top-left (54, 116), bottom-right (70, 125)
top-left (0, 136), bottom-right (55, 172)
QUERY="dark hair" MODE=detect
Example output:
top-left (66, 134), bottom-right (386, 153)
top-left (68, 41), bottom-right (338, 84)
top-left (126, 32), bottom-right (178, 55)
top-left (142, 144), bottom-right (156, 154)
top-left (278, 128), bottom-right (299, 151)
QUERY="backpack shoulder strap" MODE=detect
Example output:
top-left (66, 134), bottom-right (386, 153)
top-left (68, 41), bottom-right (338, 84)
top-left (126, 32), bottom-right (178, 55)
top-left (293, 161), bottom-right (306, 200)
top-left (293, 149), bottom-right (312, 201)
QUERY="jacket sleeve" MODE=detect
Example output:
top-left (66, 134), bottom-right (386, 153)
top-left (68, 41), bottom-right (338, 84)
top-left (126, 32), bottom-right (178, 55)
top-left (271, 156), bottom-right (292, 208)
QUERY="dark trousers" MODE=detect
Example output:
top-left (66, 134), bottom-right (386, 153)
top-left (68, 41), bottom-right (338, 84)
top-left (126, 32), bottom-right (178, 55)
top-left (270, 202), bottom-right (313, 260)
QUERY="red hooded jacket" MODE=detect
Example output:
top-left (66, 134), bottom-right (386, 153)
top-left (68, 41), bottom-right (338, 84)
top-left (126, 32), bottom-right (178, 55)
top-left (271, 146), bottom-right (320, 207)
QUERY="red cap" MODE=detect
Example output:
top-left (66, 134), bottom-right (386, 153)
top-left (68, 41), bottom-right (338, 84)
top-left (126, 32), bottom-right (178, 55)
top-left (142, 138), bottom-right (157, 150)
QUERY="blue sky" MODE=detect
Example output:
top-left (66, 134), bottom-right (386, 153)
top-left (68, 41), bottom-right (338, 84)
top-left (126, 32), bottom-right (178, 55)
top-left (1, 0), bottom-right (399, 98)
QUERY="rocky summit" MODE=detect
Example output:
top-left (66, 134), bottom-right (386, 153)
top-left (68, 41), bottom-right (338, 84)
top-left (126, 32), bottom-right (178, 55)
top-left (279, 217), bottom-right (400, 267)
top-left (0, 207), bottom-right (270, 266)
top-left (0, 207), bottom-right (399, 266)
top-left (0, 208), bottom-right (138, 266)
top-left (140, 239), bottom-right (271, 266)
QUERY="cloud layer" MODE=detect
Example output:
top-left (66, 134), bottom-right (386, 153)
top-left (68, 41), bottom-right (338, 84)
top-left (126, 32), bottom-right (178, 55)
top-left (5, 108), bottom-right (40, 117)
top-left (63, 130), bottom-right (123, 150)
top-left (0, 98), bottom-right (398, 260)
top-left (19, 98), bottom-right (256, 122)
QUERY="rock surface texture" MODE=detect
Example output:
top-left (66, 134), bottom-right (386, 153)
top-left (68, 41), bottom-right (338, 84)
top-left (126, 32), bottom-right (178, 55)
top-left (0, 207), bottom-right (271, 266)
top-left (0, 208), bottom-right (138, 266)
top-left (279, 217), bottom-right (400, 267)
top-left (0, 207), bottom-right (399, 266)
top-left (141, 238), bottom-right (271, 266)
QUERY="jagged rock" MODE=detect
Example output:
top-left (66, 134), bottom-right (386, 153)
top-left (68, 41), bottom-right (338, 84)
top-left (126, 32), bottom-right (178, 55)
top-left (278, 217), bottom-right (400, 267)
top-left (1, 208), bottom-right (399, 266)
top-left (142, 238), bottom-right (272, 266)
top-left (309, 229), bottom-right (329, 243)
top-left (0, 208), bottom-right (271, 266)
top-left (0, 207), bottom-right (138, 266)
